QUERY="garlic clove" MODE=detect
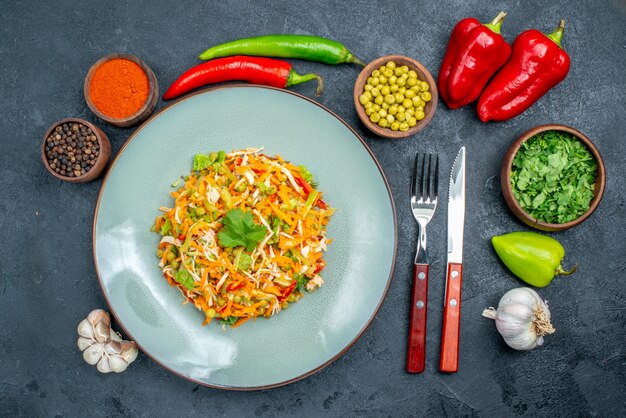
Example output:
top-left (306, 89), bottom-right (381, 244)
top-left (109, 355), bottom-right (129, 373)
top-left (77, 337), bottom-right (95, 351)
top-left (119, 341), bottom-right (138, 364)
top-left (83, 343), bottom-right (104, 365)
top-left (77, 319), bottom-right (95, 339)
top-left (105, 341), bottom-right (122, 356)
top-left (93, 321), bottom-right (111, 344)
top-left (109, 328), bottom-right (123, 342)
top-left (87, 309), bottom-right (111, 328)
top-left (97, 355), bottom-right (112, 373)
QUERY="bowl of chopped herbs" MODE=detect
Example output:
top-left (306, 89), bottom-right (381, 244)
top-left (501, 125), bottom-right (606, 231)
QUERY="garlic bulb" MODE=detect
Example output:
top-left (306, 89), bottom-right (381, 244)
top-left (482, 287), bottom-right (555, 350)
top-left (77, 309), bottom-right (139, 373)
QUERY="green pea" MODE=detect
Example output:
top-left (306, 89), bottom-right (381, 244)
top-left (396, 112), bottom-right (406, 122)
top-left (397, 105), bottom-right (406, 113)
top-left (388, 75), bottom-right (397, 85)
top-left (420, 92), bottom-right (432, 102)
top-left (374, 95), bottom-right (384, 105)
top-left (372, 104), bottom-right (381, 111)
top-left (408, 117), bottom-right (417, 127)
top-left (406, 108), bottom-right (415, 117)
top-left (398, 87), bottom-right (406, 95)
top-left (391, 121), bottom-right (400, 131)
top-left (370, 77), bottom-right (380, 86)
top-left (381, 102), bottom-right (389, 110)
top-left (378, 109), bottom-right (388, 118)
top-left (364, 101), bottom-right (373, 109)
top-left (364, 84), bottom-right (373, 91)
top-left (365, 107), bottom-right (374, 116)
top-left (378, 66), bottom-right (386, 73)
top-left (367, 77), bottom-right (374, 85)
top-left (235, 182), bottom-right (246, 192)
top-left (372, 69), bottom-right (380, 77)
top-left (407, 78), bottom-right (418, 87)
top-left (420, 81), bottom-right (430, 92)
top-left (397, 77), bottom-right (406, 87)
top-left (371, 87), bottom-right (380, 97)
top-left (385, 61), bottom-right (396, 69)
top-left (399, 122), bottom-right (409, 132)
top-left (383, 69), bottom-right (394, 78)
top-left (384, 94), bottom-right (395, 105)
top-left (206, 308), bottom-right (216, 318)
top-left (386, 114), bottom-right (395, 123)
top-left (401, 65), bottom-right (409, 74)
top-left (390, 84), bottom-right (399, 93)
top-left (410, 85), bottom-right (420, 93)
top-left (405, 90), bottom-right (416, 99)
top-left (388, 105), bottom-right (398, 115)
top-left (171, 260), bottom-right (179, 269)
top-left (378, 75), bottom-right (387, 84)
top-left (359, 94), bottom-right (370, 105)
top-left (166, 251), bottom-right (175, 261)
top-left (156, 249), bottom-right (163, 258)
top-left (363, 91), bottom-right (372, 100)
top-left (394, 93), bottom-right (404, 104)
top-left (370, 112), bottom-right (381, 123)
top-left (281, 302), bottom-right (289, 310)
top-left (412, 96), bottom-right (421, 107)
top-left (402, 99), bottom-right (413, 109)
top-left (408, 70), bottom-right (418, 79)
top-left (416, 110), bottom-right (425, 120)
top-left (417, 98), bottom-right (426, 107)
top-left (233, 295), bottom-right (242, 303)
top-left (378, 118), bottom-right (389, 128)
top-left (380, 85), bottom-right (391, 96)
top-left (394, 67), bottom-right (403, 76)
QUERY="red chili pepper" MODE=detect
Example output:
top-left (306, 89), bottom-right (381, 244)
top-left (438, 11), bottom-right (511, 109)
top-left (163, 56), bottom-right (324, 100)
top-left (295, 177), bottom-right (327, 209)
top-left (477, 20), bottom-right (570, 122)
top-left (279, 280), bottom-right (297, 302)
top-left (178, 234), bottom-right (185, 241)
top-left (227, 282), bottom-right (244, 292)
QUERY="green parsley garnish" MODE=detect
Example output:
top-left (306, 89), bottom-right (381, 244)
top-left (510, 130), bottom-right (598, 224)
top-left (217, 209), bottom-right (267, 252)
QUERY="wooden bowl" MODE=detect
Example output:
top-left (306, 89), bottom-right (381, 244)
top-left (84, 53), bottom-right (159, 128)
top-left (353, 55), bottom-right (437, 139)
top-left (41, 118), bottom-right (111, 183)
top-left (501, 124), bottom-right (606, 232)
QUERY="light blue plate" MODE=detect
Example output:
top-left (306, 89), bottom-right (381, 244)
top-left (93, 85), bottom-right (397, 389)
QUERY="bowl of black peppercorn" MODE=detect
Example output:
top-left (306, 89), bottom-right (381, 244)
top-left (41, 118), bottom-right (111, 183)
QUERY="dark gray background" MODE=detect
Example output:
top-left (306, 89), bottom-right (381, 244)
top-left (1, 0), bottom-right (625, 416)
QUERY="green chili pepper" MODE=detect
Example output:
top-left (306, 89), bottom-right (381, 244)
top-left (198, 34), bottom-right (365, 66)
top-left (492, 231), bottom-right (577, 287)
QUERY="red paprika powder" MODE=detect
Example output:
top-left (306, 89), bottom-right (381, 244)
top-left (88, 58), bottom-right (149, 119)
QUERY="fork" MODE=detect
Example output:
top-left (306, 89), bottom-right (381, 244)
top-left (407, 152), bottom-right (439, 374)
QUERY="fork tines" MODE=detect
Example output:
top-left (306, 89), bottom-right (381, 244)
top-left (412, 153), bottom-right (439, 201)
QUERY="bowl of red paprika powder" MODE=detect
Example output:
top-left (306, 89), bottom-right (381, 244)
top-left (84, 53), bottom-right (159, 128)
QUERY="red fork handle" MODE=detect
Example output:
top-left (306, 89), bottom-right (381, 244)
top-left (440, 262), bottom-right (462, 373)
top-left (406, 263), bottom-right (428, 373)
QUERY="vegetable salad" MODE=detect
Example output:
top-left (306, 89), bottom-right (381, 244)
top-left (152, 148), bottom-right (333, 328)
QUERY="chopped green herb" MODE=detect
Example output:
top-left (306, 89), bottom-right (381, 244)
top-left (294, 273), bottom-right (309, 293)
top-left (510, 130), bottom-right (598, 224)
top-left (192, 150), bottom-right (226, 171)
top-left (217, 209), bottom-right (267, 251)
top-left (175, 270), bottom-right (195, 290)
top-left (219, 316), bottom-right (238, 325)
top-left (298, 165), bottom-right (318, 188)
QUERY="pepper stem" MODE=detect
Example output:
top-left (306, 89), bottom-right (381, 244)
top-left (286, 71), bottom-right (324, 96)
top-left (349, 55), bottom-right (367, 67)
top-left (484, 11), bottom-right (507, 34)
top-left (546, 19), bottom-right (566, 48)
top-left (555, 263), bottom-right (577, 276)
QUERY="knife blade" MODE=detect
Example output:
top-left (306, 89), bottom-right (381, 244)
top-left (440, 146), bottom-right (466, 373)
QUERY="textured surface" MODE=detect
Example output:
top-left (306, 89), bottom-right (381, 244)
top-left (1, 0), bottom-right (625, 416)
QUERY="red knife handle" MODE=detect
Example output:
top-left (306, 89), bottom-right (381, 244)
top-left (406, 263), bottom-right (428, 373)
top-left (440, 262), bottom-right (462, 373)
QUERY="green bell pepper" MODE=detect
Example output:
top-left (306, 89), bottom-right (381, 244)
top-left (492, 231), bottom-right (577, 287)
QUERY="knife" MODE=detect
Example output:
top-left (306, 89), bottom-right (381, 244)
top-left (440, 146), bottom-right (466, 373)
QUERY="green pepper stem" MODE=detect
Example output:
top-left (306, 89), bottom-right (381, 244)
top-left (546, 19), bottom-right (566, 48)
top-left (484, 11), bottom-right (507, 34)
top-left (287, 71), bottom-right (324, 96)
top-left (349, 55), bottom-right (366, 67)
top-left (556, 263), bottom-right (577, 276)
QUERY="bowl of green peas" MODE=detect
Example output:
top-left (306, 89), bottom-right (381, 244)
top-left (354, 55), bottom-right (437, 138)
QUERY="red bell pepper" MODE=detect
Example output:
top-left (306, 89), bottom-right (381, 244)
top-left (279, 280), bottom-right (297, 302)
top-left (295, 177), bottom-right (328, 209)
top-left (163, 56), bottom-right (324, 100)
top-left (477, 20), bottom-right (570, 122)
top-left (438, 12), bottom-right (511, 109)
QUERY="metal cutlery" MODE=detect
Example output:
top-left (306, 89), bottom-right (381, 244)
top-left (407, 152), bottom-right (439, 374)
top-left (440, 146), bottom-right (466, 373)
